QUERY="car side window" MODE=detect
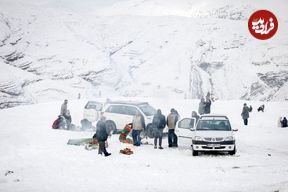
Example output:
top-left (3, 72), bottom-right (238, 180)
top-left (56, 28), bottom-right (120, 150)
top-left (124, 106), bottom-right (138, 116)
top-left (106, 105), bottom-right (121, 114)
top-left (178, 118), bottom-right (195, 129)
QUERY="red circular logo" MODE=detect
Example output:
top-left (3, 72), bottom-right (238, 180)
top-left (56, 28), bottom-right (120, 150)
top-left (248, 10), bottom-right (278, 40)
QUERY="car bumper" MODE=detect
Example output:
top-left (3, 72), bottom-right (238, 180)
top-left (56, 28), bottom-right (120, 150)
top-left (192, 140), bottom-right (235, 151)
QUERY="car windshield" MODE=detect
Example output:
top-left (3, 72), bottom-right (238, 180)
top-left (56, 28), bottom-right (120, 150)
top-left (196, 120), bottom-right (231, 131)
top-left (138, 104), bottom-right (156, 116)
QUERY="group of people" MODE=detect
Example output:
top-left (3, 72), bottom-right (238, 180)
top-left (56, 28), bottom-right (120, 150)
top-left (53, 97), bottom-right (287, 157)
top-left (129, 108), bottom-right (180, 149)
top-left (52, 99), bottom-right (72, 129)
top-left (198, 92), bottom-right (212, 115)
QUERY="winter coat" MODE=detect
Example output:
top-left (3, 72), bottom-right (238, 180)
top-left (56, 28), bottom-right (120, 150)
top-left (281, 118), bottom-right (287, 127)
top-left (198, 100), bottom-right (205, 115)
top-left (204, 99), bottom-right (211, 114)
top-left (152, 111), bottom-right (166, 137)
top-left (241, 106), bottom-right (250, 119)
top-left (94, 121), bottom-right (108, 142)
top-left (167, 112), bottom-right (178, 129)
top-left (132, 114), bottom-right (145, 130)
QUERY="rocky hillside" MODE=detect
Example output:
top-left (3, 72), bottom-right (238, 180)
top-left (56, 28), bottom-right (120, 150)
top-left (0, 0), bottom-right (287, 108)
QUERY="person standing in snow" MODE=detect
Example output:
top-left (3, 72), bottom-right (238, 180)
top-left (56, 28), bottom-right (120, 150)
top-left (132, 111), bottom-right (145, 146)
top-left (280, 117), bottom-right (287, 128)
top-left (241, 103), bottom-right (252, 126)
top-left (198, 97), bottom-right (205, 115)
top-left (191, 111), bottom-right (200, 123)
top-left (167, 108), bottom-right (179, 147)
top-left (93, 118), bottom-right (111, 156)
top-left (204, 92), bottom-right (212, 114)
top-left (152, 109), bottom-right (166, 149)
top-left (60, 99), bottom-right (68, 116)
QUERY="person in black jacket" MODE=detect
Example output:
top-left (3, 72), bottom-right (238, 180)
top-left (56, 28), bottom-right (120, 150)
top-left (152, 109), bottom-right (166, 149)
top-left (93, 119), bottom-right (111, 156)
top-left (280, 117), bottom-right (287, 128)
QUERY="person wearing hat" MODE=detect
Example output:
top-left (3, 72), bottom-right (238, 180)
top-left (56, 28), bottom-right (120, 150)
top-left (167, 108), bottom-right (179, 147)
top-left (241, 103), bottom-right (252, 125)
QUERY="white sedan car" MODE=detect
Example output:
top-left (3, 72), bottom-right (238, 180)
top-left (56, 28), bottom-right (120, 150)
top-left (176, 115), bottom-right (237, 156)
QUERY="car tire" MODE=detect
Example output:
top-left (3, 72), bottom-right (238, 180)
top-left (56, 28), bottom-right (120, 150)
top-left (228, 146), bottom-right (236, 155)
top-left (81, 119), bottom-right (92, 130)
top-left (192, 147), bottom-right (198, 156)
top-left (105, 120), bottom-right (117, 134)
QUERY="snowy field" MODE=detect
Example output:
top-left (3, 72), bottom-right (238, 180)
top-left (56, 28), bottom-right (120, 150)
top-left (0, 99), bottom-right (288, 192)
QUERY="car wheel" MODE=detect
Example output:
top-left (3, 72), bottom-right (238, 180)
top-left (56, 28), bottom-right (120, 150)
top-left (81, 119), bottom-right (92, 130)
top-left (228, 146), bottom-right (236, 155)
top-left (105, 120), bottom-right (117, 134)
top-left (146, 123), bottom-right (154, 139)
top-left (192, 147), bottom-right (198, 156)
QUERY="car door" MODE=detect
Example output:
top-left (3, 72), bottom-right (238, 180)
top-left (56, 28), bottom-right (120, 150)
top-left (176, 118), bottom-right (196, 139)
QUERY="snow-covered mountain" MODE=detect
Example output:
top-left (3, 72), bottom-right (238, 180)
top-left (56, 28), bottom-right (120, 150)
top-left (0, 0), bottom-right (288, 108)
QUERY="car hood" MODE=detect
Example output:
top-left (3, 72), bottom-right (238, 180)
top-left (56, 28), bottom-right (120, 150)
top-left (194, 131), bottom-right (233, 138)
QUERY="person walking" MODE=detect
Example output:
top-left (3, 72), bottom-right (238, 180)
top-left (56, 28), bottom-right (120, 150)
top-left (152, 109), bottom-right (166, 149)
top-left (132, 111), bottom-right (145, 146)
top-left (241, 103), bottom-right (252, 126)
top-left (167, 108), bottom-right (179, 147)
top-left (93, 119), bottom-right (111, 156)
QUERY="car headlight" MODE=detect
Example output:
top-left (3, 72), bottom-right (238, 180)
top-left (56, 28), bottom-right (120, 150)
top-left (224, 136), bottom-right (234, 141)
top-left (194, 136), bottom-right (202, 141)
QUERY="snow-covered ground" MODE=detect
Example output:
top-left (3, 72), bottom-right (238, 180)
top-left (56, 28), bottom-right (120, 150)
top-left (0, 99), bottom-right (288, 192)
top-left (0, 0), bottom-right (288, 109)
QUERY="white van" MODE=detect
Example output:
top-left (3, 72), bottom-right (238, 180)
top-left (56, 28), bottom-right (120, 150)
top-left (176, 115), bottom-right (237, 156)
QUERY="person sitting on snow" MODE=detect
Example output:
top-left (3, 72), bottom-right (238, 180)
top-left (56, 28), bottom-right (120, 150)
top-left (52, 115), bottom-right (67, 129)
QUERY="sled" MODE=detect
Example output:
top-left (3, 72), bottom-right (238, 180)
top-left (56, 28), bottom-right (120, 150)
top-left (67, 138), bottom-right (93, 146)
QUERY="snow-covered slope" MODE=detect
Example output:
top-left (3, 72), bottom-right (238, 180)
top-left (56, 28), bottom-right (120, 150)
top-left (0, 0), bottom-right (288, 108)
top-left (0, 99), bottom-right (288, 192)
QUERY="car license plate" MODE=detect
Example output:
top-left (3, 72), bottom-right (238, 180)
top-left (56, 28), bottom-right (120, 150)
top-left (207, 144), bottom-right (220, 147)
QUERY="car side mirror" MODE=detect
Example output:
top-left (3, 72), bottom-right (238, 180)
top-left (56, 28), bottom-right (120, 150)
top-left (233, 129), bottom-right (238, 132)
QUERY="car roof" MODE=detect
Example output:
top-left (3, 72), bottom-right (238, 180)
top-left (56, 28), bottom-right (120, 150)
top-left (199, 114), bottom-right (229, 120)
top-left (105, 100), bottom-right (149, 106)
